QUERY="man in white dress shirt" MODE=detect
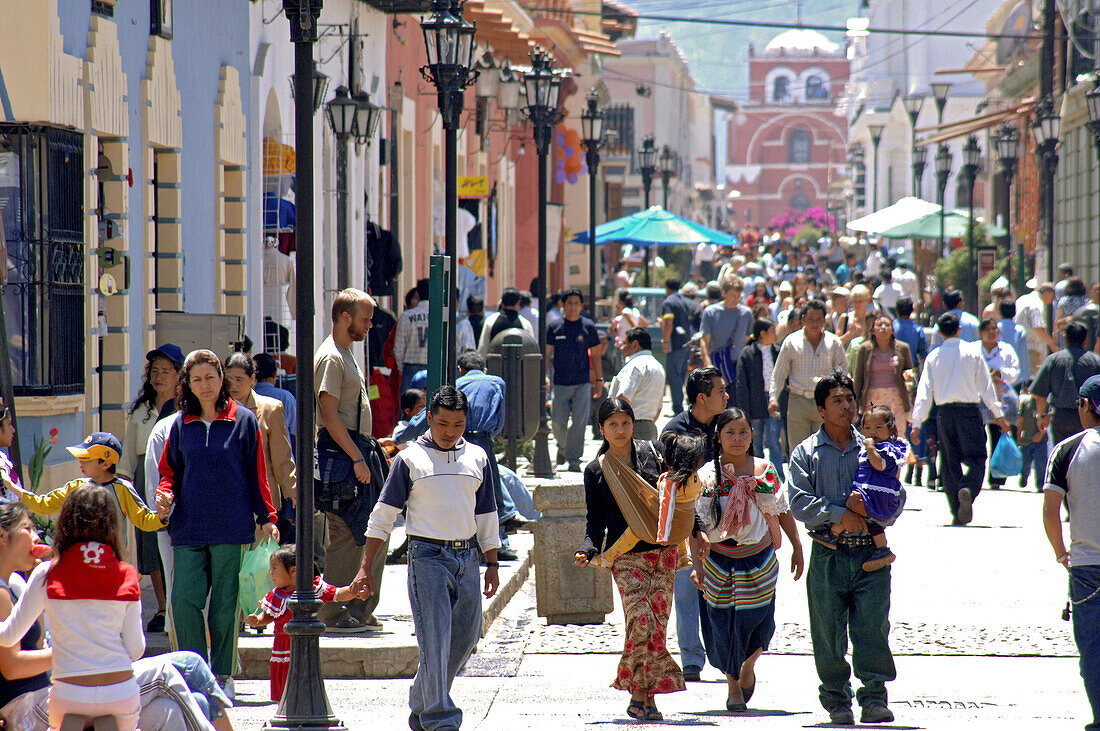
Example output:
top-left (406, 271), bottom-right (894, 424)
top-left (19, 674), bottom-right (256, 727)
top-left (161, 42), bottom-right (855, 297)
top-left (607, 327), bottom-right (666, 440)
top-left (912, 313), bottom-right (1010, 525)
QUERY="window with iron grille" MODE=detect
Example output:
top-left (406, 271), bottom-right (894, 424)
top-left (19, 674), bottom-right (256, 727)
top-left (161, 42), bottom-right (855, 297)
top-left (603, 103), bottom-right (634, 162)
top-left (0, 125), bottom-right (85, 396)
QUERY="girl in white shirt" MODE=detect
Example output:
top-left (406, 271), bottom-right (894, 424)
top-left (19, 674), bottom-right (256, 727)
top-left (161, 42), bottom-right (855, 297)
top-left (0, 485), bottom-right (144, 730)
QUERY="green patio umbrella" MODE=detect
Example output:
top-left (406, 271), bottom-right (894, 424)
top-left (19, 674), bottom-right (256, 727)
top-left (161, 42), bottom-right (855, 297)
top-left (877, 209), bottom-right (1006, 239)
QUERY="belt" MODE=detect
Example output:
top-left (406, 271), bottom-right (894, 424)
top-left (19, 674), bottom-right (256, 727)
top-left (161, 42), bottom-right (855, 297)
top-left (789, 388), bottom-right (815, 400)
top-left (938, 402), bottom-right (979, 408)
top-left (465, 430), bottom-right (494, 439)
top-left (408, 535), bottom-right (475, 550)
top-left (836, 535), bottom-right (875, 548)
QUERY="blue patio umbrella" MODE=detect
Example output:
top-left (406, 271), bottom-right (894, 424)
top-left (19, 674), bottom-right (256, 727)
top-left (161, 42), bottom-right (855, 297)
top-left (572, 206), bottom-right (737, 247)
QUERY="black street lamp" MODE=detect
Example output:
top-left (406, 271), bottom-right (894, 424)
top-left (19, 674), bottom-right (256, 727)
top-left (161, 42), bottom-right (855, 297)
top-left (266, 3), bottom-right (341, 728)
top-left (960, 134), bottom-right (981, 313)
top-left (935, 143), bottom-right (953, 258)
top-left (931, 82), bottom-right (951, 125)
top-left (521, 48), bottom-right (564, 479)
top-left (903, 95), bottom-right (924, 195)
top-left (638, 135), bottom-right (656, 285)
top-left (580, 89), bottom-right (605, 320)
top-left (868, 123), bottom-right (885, 212)
top-left (1032, 95), bottom-right (1060, 333)
top-left (995, 122), bottom-right (1022, 295)
top-left (1085, 81), bottom-right (1100, 288)
top-left (912, 144), bottom-right (928, 198)
top-left (659, 144), bottom-right (674, 210)
top-left (327, 87), bottom-right (358, 291)
top-left (421, 0), bottom-right (478, 384)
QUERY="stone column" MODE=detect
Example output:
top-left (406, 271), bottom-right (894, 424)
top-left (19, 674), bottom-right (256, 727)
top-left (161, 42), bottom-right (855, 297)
top-left (531, 477), bottom-right (613, 625)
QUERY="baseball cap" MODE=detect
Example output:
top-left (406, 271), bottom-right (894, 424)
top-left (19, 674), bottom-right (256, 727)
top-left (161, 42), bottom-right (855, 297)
top-left (1081, 375), bottom-right (1100, 415)
top-left (147, 343), bottom-right (184, 366)
top-left (778, 281), bottom-right (793, 293)
top-left (67, 432), bottom-right (122, 465)
top-left (832, 286), bottom-right (850, 297)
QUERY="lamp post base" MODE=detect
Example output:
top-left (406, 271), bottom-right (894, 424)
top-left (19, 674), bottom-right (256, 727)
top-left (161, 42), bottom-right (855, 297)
top-left (532, 416), bottom-right (555, 478)
top-left (263, 607), bottom-right (347, 731)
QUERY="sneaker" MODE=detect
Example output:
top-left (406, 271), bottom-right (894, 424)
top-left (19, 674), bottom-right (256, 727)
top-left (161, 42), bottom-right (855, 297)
top-left (860, 703), bottom-right (894, 723)
top-left (682, 664), bottom-right (702, 682)
top-left (497, 548), bottom-right (519, 562)
top-left (828, 706), bottom-right (855, 725)
top-left (808, 527), bottom-right (839, 549)
top-left (216, 676), bottom-right (235, 703)
top-left (145, 611), bottom-right (165, 634)
top-left (956, 487), bottom-right (973, 525)
top-left (324, 615), bottom-right (369, 634)
top-left (861, 547), bottom-right (896, 572)
top-left (501, 516), bottom-right (527, 535)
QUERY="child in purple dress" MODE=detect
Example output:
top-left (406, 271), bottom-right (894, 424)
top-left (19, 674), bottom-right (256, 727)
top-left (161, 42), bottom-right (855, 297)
top-left (808, 405), bottom-right (906, 572)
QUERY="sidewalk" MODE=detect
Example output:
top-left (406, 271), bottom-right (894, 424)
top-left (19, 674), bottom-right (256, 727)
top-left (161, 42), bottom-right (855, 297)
top-left (141, 527), bottom-right (534, 679)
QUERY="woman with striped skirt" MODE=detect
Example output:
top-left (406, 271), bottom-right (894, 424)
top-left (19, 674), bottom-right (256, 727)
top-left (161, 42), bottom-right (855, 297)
top-left (693, 407), bottom-right (805, 712)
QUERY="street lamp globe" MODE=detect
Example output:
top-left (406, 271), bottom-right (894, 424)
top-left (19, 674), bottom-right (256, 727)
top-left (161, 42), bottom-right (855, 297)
top-left (913, 144), bottom-right (928, 170)
top-left (421, 0), bottom-right (462, 69)
top-left (475, 52), bottom-right (499, 100)
top-left (639, 135), bottom-right (657, 175)
top-left (935, 143), bottom-right (953, 177)
top-left (1032, 99), bottom-right (1061, 147)
top-left (523, 49), bottom-right (562, 119)
top-left (868, 123), bottom-right (885, 147)
top-left (496, 60), bottom-right (521, 113)
top-left (930, 81), bottom-right (951, 121)
top-left (962, 134), bottom-right (981, 169)
top-left (659, 145), bottom-right (674, 175)
top-left (352, 92), bottom-right (383, 144)
top-left (326, 86), bottom-right (358, 137)
top-left (580, 89), bottom-right (604, 147)
top-left (995, 122), bottom-right (1021, 165)
top-left (290, 63), bottom-right (330, 114)
top-left (1088, 83), bottom-right (1100, 128)
top-left (903, 94), bottom-right (924, 125)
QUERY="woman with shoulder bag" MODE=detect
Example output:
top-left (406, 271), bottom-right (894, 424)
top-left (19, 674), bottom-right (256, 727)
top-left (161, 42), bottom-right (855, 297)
top-left (694, 408), bottom-right (804, 713)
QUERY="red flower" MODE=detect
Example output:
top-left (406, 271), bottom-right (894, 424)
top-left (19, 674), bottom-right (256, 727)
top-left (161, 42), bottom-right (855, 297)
top-left (644, 552), bottom-right (660, 569)
top-left (630, 568), bottom-right (645, 582)
top-left (618, 667), bottom-right (632, 680)
top-left (644, 663), bottom-right (652, 673)
top-left (651, 592), bottom-right (668, 615)
top-left (48, 428), bottom-right (59, 437)
top-left (624, 640), bottom-right (635, 652)
top-left (657, 677), bottom-right (675, 693)
top-left (662, 549), bottom-right (679, 570)
top-left (639, 614), bottom-right (649, 626)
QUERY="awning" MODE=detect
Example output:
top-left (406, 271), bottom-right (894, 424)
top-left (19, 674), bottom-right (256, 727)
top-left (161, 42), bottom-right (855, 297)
top-left (465, 1), bottom-right (536, 60)
top-left (915, 99), bottom-right (1036, 147)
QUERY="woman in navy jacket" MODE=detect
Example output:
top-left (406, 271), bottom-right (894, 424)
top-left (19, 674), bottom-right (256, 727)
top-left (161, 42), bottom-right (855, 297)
top-left (734, 319), bottom-right (785, 478)
top-left (157, 350), bottom-right (277, 684)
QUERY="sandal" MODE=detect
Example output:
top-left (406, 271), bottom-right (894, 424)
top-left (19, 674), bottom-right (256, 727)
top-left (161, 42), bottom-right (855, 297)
top-left (145, 611), bottom-right (166, 633)
top-left (644, 705), bottom-right (663, 721)
top-left (627, 699), bottom-right (647, 720)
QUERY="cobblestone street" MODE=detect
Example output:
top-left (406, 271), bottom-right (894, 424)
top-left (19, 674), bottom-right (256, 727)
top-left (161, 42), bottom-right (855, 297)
top-left (227, 463), bottom-right (1091, 729)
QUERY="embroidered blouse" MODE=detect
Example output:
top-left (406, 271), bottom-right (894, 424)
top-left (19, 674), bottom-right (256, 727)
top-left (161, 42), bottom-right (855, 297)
top-left (696, 461), bottom-right (787, 544)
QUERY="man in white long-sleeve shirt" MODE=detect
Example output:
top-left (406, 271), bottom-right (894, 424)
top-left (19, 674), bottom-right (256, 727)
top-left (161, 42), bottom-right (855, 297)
top-left (912, 312), bottom-right (1010, 525)
top-left (393, 278), bottom-right (431, 386)
top-left (354, 385), bottom-right (499, 731)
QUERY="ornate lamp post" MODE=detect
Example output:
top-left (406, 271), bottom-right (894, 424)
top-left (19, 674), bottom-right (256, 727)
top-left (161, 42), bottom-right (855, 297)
top-left (960, 135), bottom-right (981, 313)
top-left (903, 95), bottom-right (924, 195)
top-left (421, 0), bottom-right (477, 383)
top-left (912, 144), bottom-right (928, 198)
top-left (580, 89), bottom-right (605, 319)
top-left (1032, 95), bottom-right (1060, 333)
top-left (266, 3), bottom-right (342, 728)
top-left (326, 87), bottom-right (358, 290)
top-left (638, 135), bottom-right (656, 285)
top-left (659, 144), bottom-right (674, 210)
top-left (868, 123), bottom-right (885, 212)
top-left (995, 122), bottom-right (1022, 294)
top-left (934, 143), bottom-right (953, 258)
top-left (521, 48), bottom-right (564, 479)
top-left (1085, 82), bottom-right (1100, 287)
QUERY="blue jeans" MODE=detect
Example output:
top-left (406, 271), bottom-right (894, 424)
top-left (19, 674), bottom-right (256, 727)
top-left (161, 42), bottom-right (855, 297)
top-left (166, 650), bottom-right (231, 722)
top-left (666, 348), bottom-right (689, 415)
top-left (752, 417), bottom-right (786, 481)
top-left (674, 567), bottom-right (706, 670)
top-left (1019, 439), bottom-right (1049, 489)
top-left (551, 382), bottom-right (592, 465)
top-left (1072, 565), bottom-right (1100, 730)
top-left (407, 540), bottom-right (482, 730)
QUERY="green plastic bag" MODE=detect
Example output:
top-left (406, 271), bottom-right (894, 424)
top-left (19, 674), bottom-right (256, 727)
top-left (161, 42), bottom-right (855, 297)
top-left (238, 536), bottom-right (278, 615)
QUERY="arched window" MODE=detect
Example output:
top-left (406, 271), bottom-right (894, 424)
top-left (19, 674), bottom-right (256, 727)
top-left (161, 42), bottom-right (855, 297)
top-left (788, 129), bottom-right (811, 163)
top-left (773, 76), bottom-right (790, 102)
top-left (806, 75), bottom-right (827, 100)
top-left (789, 193), bottom-right (811, 210)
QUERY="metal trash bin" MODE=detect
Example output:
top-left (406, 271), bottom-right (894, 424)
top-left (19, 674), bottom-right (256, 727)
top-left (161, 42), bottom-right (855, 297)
top-left (485, 328), bottom-right (542, 469)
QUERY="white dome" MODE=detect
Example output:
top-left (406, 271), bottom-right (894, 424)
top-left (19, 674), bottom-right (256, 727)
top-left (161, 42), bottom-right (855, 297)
top-left (764, 29), bottom-right (839, 54)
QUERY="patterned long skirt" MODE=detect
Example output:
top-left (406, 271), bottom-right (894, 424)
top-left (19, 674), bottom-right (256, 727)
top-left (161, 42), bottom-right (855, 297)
top-left (610, 546), bottom-right (686, 695)
top-left (698, 538), bottom-right (779, 679)
top-left (866, 386), bottom-right (910, 435)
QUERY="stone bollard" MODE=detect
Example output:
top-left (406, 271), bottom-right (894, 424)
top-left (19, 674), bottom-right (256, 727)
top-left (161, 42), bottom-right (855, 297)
top-left (530, 476), bottom-right (613, 625)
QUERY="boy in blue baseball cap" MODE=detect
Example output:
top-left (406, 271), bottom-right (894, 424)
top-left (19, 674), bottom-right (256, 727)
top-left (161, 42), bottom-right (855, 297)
top-left (4, 431), bottom-right (165, 563)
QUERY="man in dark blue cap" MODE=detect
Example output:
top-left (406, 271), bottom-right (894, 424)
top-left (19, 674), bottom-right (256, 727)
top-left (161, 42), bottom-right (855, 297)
top-left (1043, 374), bottom-right (1100, 731)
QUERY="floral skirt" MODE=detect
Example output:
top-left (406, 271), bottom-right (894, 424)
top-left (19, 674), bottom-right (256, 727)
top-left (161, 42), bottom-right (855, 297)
top-left (610, 546), bottom-right (686, 695)
top-left (866, 386), bottom-right (910, 435)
